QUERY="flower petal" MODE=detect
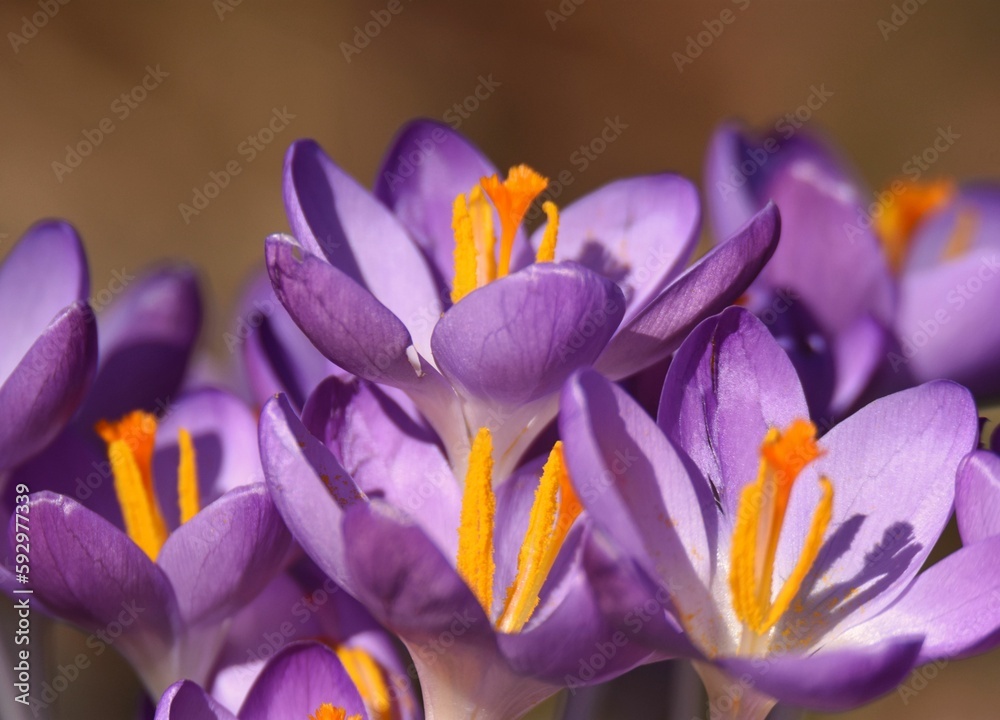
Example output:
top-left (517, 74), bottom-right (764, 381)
top-left (0, 220), bottom-right (89, 383)
top-left (716, 636), bottom-right (923, 712)
top-left (260, 394), bottom-right (365, 593)
top-left (373, 119), bottom-right (499, 288)
top-left (531, 174), bottom-right (700, 324)
top-left (79, 266), bottom-right (201, 426)
top-left (0, 302), bottom-right (97, 470)
top-left (595, 202), bottom-right (780, 380)
top-left (239, 642), bottom-right (368, 720)
top-left (157, 484), bottom-right (291, 627)
top-left (432, 262), bottom-right (625, 407)
top-left (155, 681), bottom-right (237, 720)
top-left (282, 139), bottom-right (442, 358)
top-left (835, 534), bottom-right (1000, 663)
top-left (956, 450), bottom-right (1000, 545)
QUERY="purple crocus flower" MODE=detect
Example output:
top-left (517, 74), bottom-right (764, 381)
top-left (956, 434), bottom-right (1000, 545)
top-left (0, 220), bottom-right (97, 473)
top-left (705, 123), bottom-right (895, 418)
top-left (209, 558), bottom-right (421, 720)
top-left (560, 307), bottom-right (1000, 716)
top-left (707, 121), bottom-right (1000, 409)
top-left (7, 389), bottom-right (291, 699)
top-left (267, 119), bottom-right (779, 481)
top-left (260, 376), bottom-right (660, 720)
top-left (155, 641), bottom-right (372, 720)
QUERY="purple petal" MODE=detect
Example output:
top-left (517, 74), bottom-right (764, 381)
top-left (239, 642), bottom-right (367, 720)
top-left (373, 119), bottom-right (498, 288)
top-left (152, 389), bottom-right (262, 528)
top-left (259, 394), bottom-right (364, 591)
top-left (157, 484), bottom-right (291, 626)
top-left (16, 492), bottom-right (179, 661)
top-left (789, 381), bottom-right (978, 642)
top-left (0, 220), bottom-right (89, 383)
top-left (716, 636), bottom-right (923, 712)
top-left (0, 302), bottom-right (98, 470)
top-left (302, 377), bottom-right (462, 557)
top-left (236, 269), bottom-right (341, 411)
top-left (559, 369), bottom-right (717, 631)
top-left (155, 681), bottom-right (237, 720)
top-left (531, 174), bottom-right (700, 325)
top-left (658, 307), bottom-right (808, 526)
top-left (432, 263), bottom-right (625, 407)
top-left (956, 450), bottom-right (1000, 545)
top-left (828, 313), bottom-right (888, 416)
top-left (342, 499), bottom-right (494, 645)
top-left (703, 122), bottom-right (769, 241)
top-left (282, 139), bottom-right (442, 358)
top-left (595, 202), bottom-right (780, 380)
top-left (80, 266), bottom-right (201, 425)
top-left (836, 534), bottom-right (1000, 662)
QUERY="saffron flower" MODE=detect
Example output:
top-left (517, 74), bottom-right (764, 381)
top-left (267, 119), bottom-right (779, 481)
top-left (0, 220), bottom-right (97, 473)
top-left (9, 390), bottom-right (291, 699)
top-left (706, 121), bottom-right (1000, 411)
top-left (261, 376), bottom-right (658, 720)
top-left (560, 307), bottom-right (999, 716)
top-left (155, 641), bottom-right (374, 720)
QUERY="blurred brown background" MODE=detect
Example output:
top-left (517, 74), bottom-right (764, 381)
top-left (1, 0), bottom-right (998, 718)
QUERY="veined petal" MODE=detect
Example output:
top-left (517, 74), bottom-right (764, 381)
top-left (0, 220), bottom-right (89, 383)
top-left (531, 174), bottom-right (700, 325)
top-left (283, 139), bottom-right (442, 359)
top-left (956, 450), bottom-right (1000, 545)
top-left (595, 202), bottom-right (780, 380)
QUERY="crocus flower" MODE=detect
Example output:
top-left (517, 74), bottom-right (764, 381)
top-left (209, 558), bottom-right (421, 720)
top-left (260, 375), bottom-right (659, 720)
top-left (0, 220), bottom-right (97, 473)
top-left (706, 121), bottom-right (1000, 409)
top-left (560, 307), bottom-right (1000, 716)
top-left (705, 123), bottom-right (895, 417)
top-left (155, 641), bottom-right (373, 720)
top-left (8, 389), bottom-right (291, 699)
top-left (267, 119), bottom-right (780, 481)
top-left (956, 435), bottom-right (1000, 545)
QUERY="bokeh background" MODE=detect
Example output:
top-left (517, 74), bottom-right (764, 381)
top-left (1, 1), bottom-right (999, 718)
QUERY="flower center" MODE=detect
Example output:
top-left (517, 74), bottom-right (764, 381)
top-left (95, 411), bottom-right (201, 561)
top-left (875, 178), bottom-right (955, 271)
top-left (335, 645), bottom-right (394, 720)
top-left (450, 164), bottom-right (560, 303)
top-left (729, 420), bottom-right (833, 639)
top-left (455, 428), bottom-right (582, 632)
top-left (308, 704), bottom-right (361, 720)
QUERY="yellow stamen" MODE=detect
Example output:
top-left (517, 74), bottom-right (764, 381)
top-left (451, 194), bottom-right (478, 304)
top-left (456, 428), bottom-right (496, 613)
top-left (875, 179), bottom-right (955, 271)
top-left (498, 442), bottom-right (581, 633)
top-left (729, 420), bottom-right (832, 635)
top-left (336, 646), bottom-right (392, 720)
top-left (535, 201), bottom-right (560, 263)
top-left (177, 428), bottom-right (201, 525)
top-left (468, 185), bottom-right (497, 286)
top-left (481, 165), bottom-right (549, 277)
top-left (308, 704), bottom-right (361, 720)
top-left (95, 412), bottom-right (168, 561)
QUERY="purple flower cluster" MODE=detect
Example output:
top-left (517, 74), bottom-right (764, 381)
top-left (3, 118), bottom-right (1000, 720)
